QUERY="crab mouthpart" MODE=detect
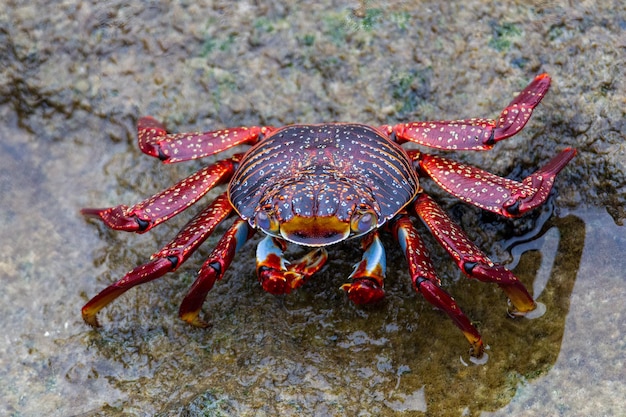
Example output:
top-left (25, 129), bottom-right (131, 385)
top-left (279, 215), bottom-right (350, 247)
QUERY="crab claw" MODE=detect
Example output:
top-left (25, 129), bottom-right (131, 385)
top-left (256, 235), bottom-right (328, 295)
top-left (341, 279), bottom-right (385, 305)
top-left (341, 232), bottom-right (386, 305)
top-left (259, 268), bottom-right (306, 295)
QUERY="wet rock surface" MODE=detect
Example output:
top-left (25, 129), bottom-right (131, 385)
top-left (1, 1), bottom-right (624, 416)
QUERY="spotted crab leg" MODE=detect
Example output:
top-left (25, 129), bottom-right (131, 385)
top-left (179, 217), bottom-right (255, 327)
top-left (391, 213), bottom-right (484, 357)
top-left (412, 193), bottom-right (537, 317)
top-left (137, 116), bottom-right (274, 163)
top-left (256, 236), bottom-right (328, 295)
top-left (383, 73), bottom-right (551, 151)
top-left (82, 192), bottom-right (234, 327)
top-left (81, 155), bottom-right (241, 232)
top-left (341, 232), bottom-right (387, 305)
top-left (411, 148), bottom-right (576, 217)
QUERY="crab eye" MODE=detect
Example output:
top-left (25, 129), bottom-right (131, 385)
top-left (255, 210), bottom-right (279, 233)
top-left (350, 209), bottom-right (377, 236)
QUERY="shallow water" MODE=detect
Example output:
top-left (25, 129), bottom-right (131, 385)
top-left (1, 1), bottom-right (624, 416)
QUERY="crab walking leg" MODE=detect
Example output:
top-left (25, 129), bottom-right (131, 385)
top-left (341, 232), bottom-right (387, 304)
top-left (384, 73), bottom-right (551, 151)
top-left (391, 214), bottom-right (484, 356)
top-left (413, 193), bottom-right (537, 315)
top-left (412, 148), bottom-right (577, 217)
top-left (81, 155), bottom-right (240, 232)
top-left (82, 192), bottom-right (234, 327)
top-left (256, 236), bottom-right (328, 295)
top-left (179, 218), bottom-right (255, 327)
top-left (137, 116), bottom-right (275, 163)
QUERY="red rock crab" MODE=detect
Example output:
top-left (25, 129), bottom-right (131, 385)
top-left (82, 74), bottom-right (575, 357)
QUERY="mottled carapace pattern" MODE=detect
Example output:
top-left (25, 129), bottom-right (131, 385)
top-left (229, 124), bottom-right (420, 226)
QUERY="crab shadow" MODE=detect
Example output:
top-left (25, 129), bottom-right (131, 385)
top-left (274, 212), bottom-right (585, 415)
top-left (460, 213), bottom-right (585, 414)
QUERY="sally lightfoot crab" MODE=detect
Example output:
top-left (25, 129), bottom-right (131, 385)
top-left (82, 74), bottom-right (575, 357)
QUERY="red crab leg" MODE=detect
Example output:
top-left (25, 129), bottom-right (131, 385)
top-left (391, 213), bottom-right (484, 357)
top-left (137, 116), bottom-right (274, 163)
top-left (81, 155), bottom-right (240, 232)
top-left (411, 148), bottom-right (576, 217)
top-left (82, 192), bottom-right (234, 327)
top-left (256, 235), bottom-right (328, 295)
top-left (340, 232), bottom-right (387, 305)
top-left (179, 217), bottom-right (255, 327)
top-left (412, 193), bottom-right (537, 316)
top-left (383, 73), bottom-right (551, 151)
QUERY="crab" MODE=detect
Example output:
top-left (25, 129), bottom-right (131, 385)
top-left (82, 73), bottom-right (576, 357)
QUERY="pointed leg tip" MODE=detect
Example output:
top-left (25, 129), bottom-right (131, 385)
top-left (562, 147), bottom-right (578, 161)
top-left (470, 343), bottom-right (485, 359)
top-left (544, 147), bottom-right (577, 174)
top-left (180, 311), bottom-right (212, 328)
top-left (82, 310), bottom-right (101, 328)
top-left (137, 116), bottom-right (165, 129)
top-left (80, 207), bottom-right (107, 218)
top-left (463, 331), bottom-right (485, 358)
top-left (531, 73), bottom-right (551, 89)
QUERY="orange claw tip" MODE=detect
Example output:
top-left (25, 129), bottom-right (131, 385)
top-left (81, 308), bottom-right (101, 328)
top-left (532, 73), bottom-right (551, 85)
top-left (179, 311), bottom-right (211, 328)
top-left (462, 332), bottom-right (485, 359)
